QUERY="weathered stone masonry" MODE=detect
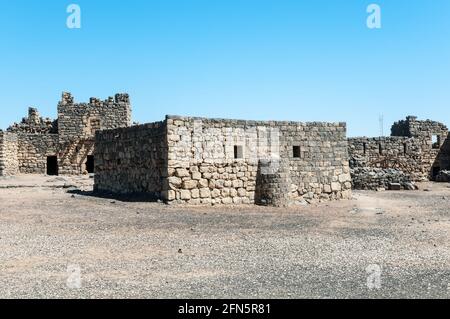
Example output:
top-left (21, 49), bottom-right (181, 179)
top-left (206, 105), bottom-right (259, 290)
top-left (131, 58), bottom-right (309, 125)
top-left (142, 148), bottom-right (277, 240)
top-left (0, 132), bottom-right (19, 176)
top-left (57, 92), bottom-right (131, 175)
top-left (5, 90), bottom-right (450, 205)
top-left (94, 121), bottom-right (168, 198)
top-left (348, 116), bottom-right (450, 189)
top-left (0, 93), bottom-right (131, 176)
top-left (95, 115), bottom-right (352, 206)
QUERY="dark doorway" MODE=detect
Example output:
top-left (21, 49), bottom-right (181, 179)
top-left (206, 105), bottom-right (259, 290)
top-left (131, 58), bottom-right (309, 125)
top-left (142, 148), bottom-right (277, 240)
top-left (47, 156), bottom-right (58, 176)
top-left (86, 155), bottom-right (95, 173)
top-left (432, 166), bottom-right (441, 180)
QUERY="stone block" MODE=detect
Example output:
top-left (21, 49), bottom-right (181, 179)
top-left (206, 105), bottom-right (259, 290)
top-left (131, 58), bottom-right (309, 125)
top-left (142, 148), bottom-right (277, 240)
top-left (180, 190), bottom-right (191, 200)
top-left (191, 189), bottom-right (200, 199)
top-left (182, 180), bottom-right (198, 190)
top-left (237, 188), bottom-right (246, 197)
top-left (331, 182), bottom-right (342, 192)
top-left (198, 179), bottom-right (209, 188)
top-left (200, 188), bottom-right (211, 198)
top-left (221, 197), bottom-right (233, 204)
top-left (176, 168), bottom-right (190, 177)
top-left (232, 180), bottom-right (243, 188)
top-left (191, 172), bottom-right (202, 180)
top-left (168, 176), bottom-right (182, 187)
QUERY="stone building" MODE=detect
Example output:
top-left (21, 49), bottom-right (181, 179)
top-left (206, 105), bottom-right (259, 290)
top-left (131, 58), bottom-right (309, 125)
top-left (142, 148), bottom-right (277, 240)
top-left (94, 115), bottom-right (352, 206)
top-left (0, 92), bottom-right (131, 176)
top-left (348, 116), bottom-right (450, 187)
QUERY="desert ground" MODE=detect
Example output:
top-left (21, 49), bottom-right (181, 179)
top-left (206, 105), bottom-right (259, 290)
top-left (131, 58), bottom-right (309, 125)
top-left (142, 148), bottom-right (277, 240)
top-left (0, 175), bottom-right (449, 299)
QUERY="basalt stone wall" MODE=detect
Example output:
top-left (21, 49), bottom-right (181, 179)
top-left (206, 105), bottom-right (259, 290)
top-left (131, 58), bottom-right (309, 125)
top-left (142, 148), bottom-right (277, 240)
top-left (93, 115), bottom-right (351, 205)
top-left (350, 167), bottom-right (414, 190)
top-left (348, 137), bottom-right (427, 181)
top-left (165, 115), bottom-right (352, 205)
top-left (392, 116), bottom-right (448, 139)
top-left (255, 159), bottom-right (293, 207)
top-left (94, 121), bottom-right (168, 198)
top-left (0, 132), bottom-right (19, 176)
top-left (349, 117), bottom-right (450, 182)
top-left (57, 92), bottom-right (132, 175)
top-left (16, 133), bottom-right (58, 174)
top-left (394, 117), bottom-right (450, 174)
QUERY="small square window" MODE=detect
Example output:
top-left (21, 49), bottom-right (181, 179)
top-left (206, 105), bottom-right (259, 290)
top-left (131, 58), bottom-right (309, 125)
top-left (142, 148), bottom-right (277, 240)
top-left (293, 146), bottom-right (301, 158)
top-left (432, 135), bottom-right (440, 149)
top-left (234, 145), bottom-right (243, 159)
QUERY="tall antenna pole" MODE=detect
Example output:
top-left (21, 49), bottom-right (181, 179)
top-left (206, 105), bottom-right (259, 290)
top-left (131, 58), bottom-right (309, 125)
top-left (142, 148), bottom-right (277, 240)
top-left (379, 114), bottom-right (384, 137)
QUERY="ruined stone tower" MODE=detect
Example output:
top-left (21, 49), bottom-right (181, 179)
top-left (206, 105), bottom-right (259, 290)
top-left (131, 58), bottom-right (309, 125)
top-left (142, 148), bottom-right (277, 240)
top-left (255, 159), bottom-right (293, 207)
top-left (57, 92), bottom-right (131, 175)
top-left (0, 92), bottom-right (131, 176)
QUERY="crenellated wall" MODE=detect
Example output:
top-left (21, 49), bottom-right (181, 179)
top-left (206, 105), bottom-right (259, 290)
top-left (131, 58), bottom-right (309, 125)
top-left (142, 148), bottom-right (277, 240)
top-left (57, 92), bottom-right (132, 175)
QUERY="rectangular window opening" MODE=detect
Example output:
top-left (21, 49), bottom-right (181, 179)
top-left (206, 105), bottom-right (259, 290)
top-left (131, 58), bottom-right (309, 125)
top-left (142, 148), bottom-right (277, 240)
top-left (293, 146), bottom-right (301, 158)
top-left (234, 145), bottom-right (243, 159)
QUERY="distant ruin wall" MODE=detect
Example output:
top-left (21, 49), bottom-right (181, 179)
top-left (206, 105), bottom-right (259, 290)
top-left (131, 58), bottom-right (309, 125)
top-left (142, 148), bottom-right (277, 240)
top-left (349, 117), bottom-right (450, 182)
top-left (392, 116), bottom-right (448, 139)
top-left (348, 137), bottom-right (430, 181)
top-left (94, 121), bottom-right (168, 198)
top-left (0, 132), bottom-right (19, 176)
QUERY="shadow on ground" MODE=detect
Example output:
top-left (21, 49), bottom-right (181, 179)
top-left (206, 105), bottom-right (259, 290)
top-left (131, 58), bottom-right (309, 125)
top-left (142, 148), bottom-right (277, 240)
top-left (67, 189), bottom-right (163, 203)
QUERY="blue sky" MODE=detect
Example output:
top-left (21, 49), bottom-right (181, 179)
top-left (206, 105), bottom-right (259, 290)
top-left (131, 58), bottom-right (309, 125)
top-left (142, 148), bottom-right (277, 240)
top-left (0, 0), bottom-right (449, 136)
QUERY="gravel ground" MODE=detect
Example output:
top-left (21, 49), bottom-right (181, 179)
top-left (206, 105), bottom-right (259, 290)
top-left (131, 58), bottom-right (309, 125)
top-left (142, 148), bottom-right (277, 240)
top-left (0, 175), bottom-right (449, 299)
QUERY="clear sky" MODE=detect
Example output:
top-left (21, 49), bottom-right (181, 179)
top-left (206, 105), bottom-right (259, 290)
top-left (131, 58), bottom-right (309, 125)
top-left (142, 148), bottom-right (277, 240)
top-left (0, 0), bottom-right (449, 136)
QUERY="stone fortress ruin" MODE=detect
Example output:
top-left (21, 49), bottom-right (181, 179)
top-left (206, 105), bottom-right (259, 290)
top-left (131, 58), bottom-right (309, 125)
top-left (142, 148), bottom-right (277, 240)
top-left (94, 116), bottom-right (352, 206)
top-left (0, 92), bottom-right (131, 177)
top-left (1, 92), bottom-right (450, 206)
